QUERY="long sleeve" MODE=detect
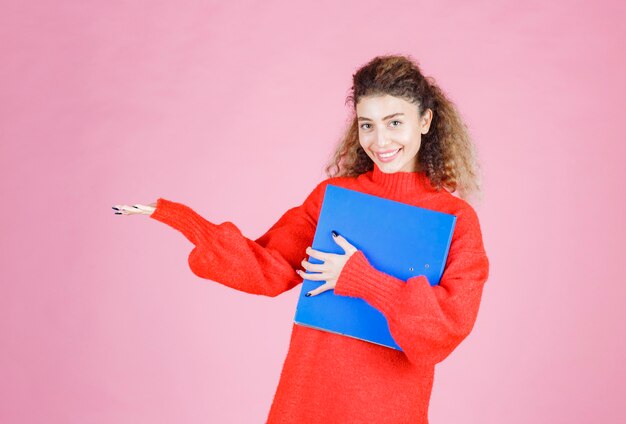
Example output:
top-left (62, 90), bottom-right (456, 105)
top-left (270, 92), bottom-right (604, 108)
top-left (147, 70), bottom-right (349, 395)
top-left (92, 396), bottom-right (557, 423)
top-left (149, 181), bottom-right (327, 297)
top-left (333, 203), bottom-right (490, 367)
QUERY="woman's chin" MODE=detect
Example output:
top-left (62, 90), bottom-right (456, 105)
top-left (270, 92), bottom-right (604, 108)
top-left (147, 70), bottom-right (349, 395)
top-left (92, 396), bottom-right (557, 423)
top-left (375, 161), bottom-right (402, 173)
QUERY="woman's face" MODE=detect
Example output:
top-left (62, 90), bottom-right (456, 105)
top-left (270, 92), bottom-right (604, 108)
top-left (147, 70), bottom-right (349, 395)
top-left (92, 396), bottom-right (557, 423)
top-left (356, 94), bottom-right (432, 173)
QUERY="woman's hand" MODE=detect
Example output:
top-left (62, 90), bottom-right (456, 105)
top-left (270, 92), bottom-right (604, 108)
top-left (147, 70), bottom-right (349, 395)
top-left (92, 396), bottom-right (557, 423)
top-left (112, 202), bottom-right (157, 216)
top-left (298, 231), bottom-right (358, 297)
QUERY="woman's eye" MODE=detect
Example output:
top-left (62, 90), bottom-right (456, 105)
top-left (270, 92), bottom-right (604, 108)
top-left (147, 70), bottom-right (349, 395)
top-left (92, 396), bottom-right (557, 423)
top-left (390, 120), bottom-right (402, 127)
top-left (360, 123), bottom-right (371, 130)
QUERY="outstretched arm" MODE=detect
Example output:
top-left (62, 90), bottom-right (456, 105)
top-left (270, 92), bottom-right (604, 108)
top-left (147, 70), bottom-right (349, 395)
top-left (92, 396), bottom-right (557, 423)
top-left (332, 204), bottom-right (490, 367)
top-left (148, 181), bottom-right (327, 297)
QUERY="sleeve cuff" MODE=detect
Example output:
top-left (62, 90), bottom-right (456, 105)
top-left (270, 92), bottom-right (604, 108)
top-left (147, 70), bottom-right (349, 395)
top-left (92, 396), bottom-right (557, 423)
top-left (334, 250), bottom-right (427, 314)
top-left (149, 197), bottom-right (218, 246)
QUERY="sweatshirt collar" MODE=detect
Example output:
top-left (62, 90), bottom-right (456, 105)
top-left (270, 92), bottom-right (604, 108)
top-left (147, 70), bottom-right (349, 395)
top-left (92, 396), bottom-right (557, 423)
top-left (363, 164), bottom-right (439, 198)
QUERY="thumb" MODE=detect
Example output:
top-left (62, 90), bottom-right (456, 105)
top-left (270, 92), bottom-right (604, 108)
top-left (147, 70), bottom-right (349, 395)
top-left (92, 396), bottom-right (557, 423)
top-left (331, 231), bottom-right (357, 255)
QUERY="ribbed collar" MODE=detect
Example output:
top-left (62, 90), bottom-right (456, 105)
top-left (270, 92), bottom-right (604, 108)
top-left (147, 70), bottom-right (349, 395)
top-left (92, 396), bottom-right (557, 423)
top-left (362, 164), bottom-right (439, 198)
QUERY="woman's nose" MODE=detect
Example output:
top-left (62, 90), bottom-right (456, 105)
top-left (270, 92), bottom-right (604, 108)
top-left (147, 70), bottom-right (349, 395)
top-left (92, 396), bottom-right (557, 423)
top-left (375, 129), bottom-right (390, 147)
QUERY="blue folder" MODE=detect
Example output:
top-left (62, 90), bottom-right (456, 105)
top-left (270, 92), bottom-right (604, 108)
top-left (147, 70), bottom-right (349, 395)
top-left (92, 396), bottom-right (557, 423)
top-left (293, 184), bottom-right (457, 350)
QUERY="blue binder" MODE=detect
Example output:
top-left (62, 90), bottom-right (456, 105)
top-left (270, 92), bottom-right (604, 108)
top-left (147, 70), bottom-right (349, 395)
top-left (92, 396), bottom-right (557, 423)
top-left (293, 184), bottom-right (457, 350)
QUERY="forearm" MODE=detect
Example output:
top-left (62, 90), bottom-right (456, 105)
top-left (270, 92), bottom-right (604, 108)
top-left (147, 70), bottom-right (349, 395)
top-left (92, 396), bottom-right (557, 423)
top-left (150, 197), bottom-right (316, 297)
top-left (334, 249), bottom-right (489, 366)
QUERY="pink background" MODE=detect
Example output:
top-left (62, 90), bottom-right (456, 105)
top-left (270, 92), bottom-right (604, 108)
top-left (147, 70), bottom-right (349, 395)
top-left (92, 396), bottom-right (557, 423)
top-left (1, 0), bottom-right (625, 422)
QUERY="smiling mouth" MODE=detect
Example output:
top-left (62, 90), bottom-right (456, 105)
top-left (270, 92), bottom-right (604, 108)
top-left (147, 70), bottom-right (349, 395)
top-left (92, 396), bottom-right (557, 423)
top-left (375, 148), bottom-right (402, 162)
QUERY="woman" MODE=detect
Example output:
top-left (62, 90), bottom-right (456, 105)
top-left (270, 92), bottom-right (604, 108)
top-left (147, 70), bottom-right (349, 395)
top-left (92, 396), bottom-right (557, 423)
top-left (113, 54), bottom-right (490, 424)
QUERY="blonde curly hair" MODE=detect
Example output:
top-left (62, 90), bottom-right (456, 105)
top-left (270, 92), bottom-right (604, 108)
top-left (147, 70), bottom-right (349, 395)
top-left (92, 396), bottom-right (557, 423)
top-left (325, 54), bottom-right (484, 203)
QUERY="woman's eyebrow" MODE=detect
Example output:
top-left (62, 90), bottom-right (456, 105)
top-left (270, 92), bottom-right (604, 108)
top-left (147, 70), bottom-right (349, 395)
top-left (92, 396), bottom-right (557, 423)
top-left (357, 112), bottom-right (405, 121)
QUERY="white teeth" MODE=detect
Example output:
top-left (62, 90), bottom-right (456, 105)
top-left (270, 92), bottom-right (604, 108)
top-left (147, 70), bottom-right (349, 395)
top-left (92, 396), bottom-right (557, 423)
top-left (379, 149), bottom-right (400, 158)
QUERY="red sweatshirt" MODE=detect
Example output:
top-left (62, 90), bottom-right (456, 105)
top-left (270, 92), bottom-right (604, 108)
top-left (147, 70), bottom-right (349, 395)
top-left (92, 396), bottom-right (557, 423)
top-left (149, 165), bottom-right (490, 423)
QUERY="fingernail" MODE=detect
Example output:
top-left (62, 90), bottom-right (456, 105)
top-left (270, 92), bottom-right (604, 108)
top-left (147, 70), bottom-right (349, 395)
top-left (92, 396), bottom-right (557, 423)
top-left (112, 206), bottom-right (119, 210)
top-left (331, 230), bottom-right (338, 237)
top-left (305, 292), bottom-right (311, 297)
top-left (114, 212), bottom-right (122, 215)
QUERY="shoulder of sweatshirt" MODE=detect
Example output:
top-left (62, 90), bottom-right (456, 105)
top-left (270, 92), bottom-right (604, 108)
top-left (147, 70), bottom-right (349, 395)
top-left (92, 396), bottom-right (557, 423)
top-left (430, 191), bottom-right (486, 253)
top-left (292, 175), bottom-right (363, 224)
top-left (432, 190), bottom-right (478, 219)
top-left (300, 174), bottom-right (360, 204)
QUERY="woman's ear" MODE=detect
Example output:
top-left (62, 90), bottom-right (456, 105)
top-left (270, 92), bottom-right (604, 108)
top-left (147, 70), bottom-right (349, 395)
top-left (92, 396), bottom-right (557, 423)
top-left (420, 108), bottom-right (433, 134)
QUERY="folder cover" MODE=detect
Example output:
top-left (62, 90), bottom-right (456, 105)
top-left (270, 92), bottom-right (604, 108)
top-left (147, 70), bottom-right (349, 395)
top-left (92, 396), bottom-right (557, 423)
top-left (293, 184), bottom-right (457, 350)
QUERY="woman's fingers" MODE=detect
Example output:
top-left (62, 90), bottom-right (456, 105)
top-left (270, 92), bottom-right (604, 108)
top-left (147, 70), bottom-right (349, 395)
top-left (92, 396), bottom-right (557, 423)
top-left (120, 205), bottom-right (139, 214)
top-left (132, 204), bottom-right (156, 215)
top-left (305, 282), bottom-right (334, 297)
top-left (297, 269), bottom-right (326, 281)
top-left (112, 204), bottom-right (132, 215)
top-left (301, 259), bottom-right (325, 272)
top-left (112, 204), bottom-right (155, 215)
top-left (305, 246), bottom-right (334, 261)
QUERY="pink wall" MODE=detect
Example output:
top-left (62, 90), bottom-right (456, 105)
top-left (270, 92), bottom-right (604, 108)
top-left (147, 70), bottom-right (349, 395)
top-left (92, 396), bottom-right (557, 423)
top-left (2, 0), bottom-right (625, 422)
